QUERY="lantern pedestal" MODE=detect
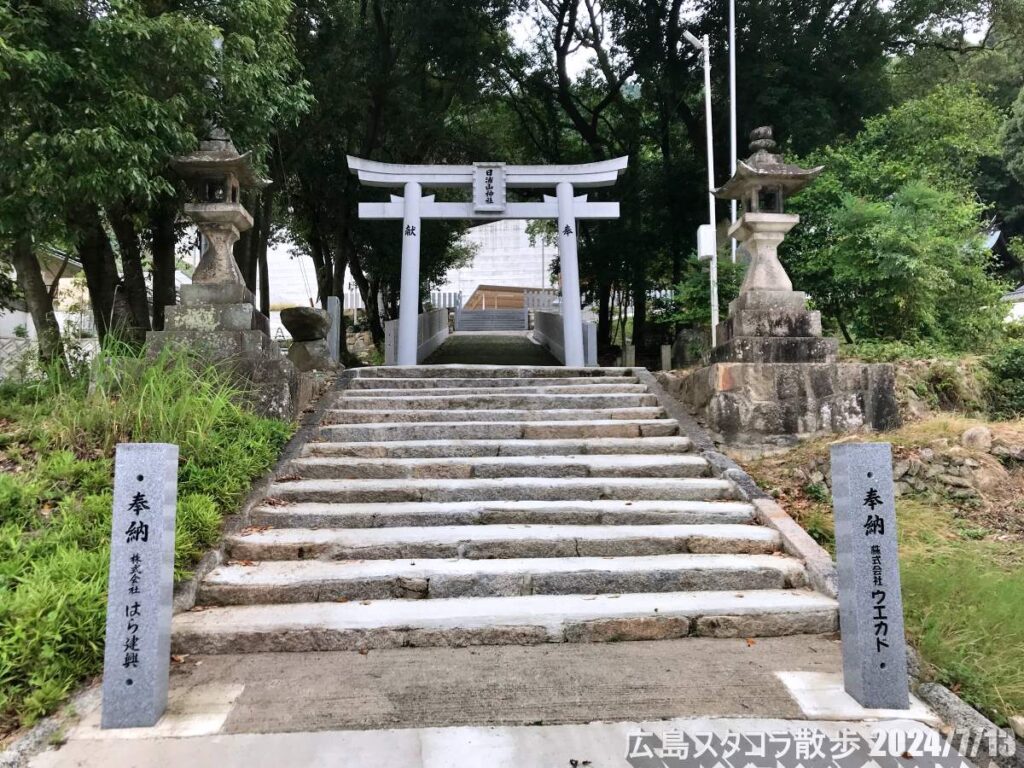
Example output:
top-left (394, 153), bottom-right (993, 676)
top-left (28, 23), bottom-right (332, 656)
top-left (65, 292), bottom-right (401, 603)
top-left (148, 282), bottom-right (300, 420)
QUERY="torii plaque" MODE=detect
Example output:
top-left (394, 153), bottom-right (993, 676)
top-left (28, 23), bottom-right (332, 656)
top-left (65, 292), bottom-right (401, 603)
top-left (347, 156), bottom-right (628, 366)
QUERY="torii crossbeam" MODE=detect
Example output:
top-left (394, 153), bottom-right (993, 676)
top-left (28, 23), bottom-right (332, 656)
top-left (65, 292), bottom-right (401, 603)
top-left (348, 156), bottom-right (628, 366)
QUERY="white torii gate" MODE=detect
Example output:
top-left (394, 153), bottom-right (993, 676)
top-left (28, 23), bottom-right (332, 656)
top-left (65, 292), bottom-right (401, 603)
top-left (347, 156), bottom-right (628, 366)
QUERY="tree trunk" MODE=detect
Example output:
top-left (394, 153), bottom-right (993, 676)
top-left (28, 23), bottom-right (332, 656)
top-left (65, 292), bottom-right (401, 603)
top-left (233, 190), bottom-right (259, 293)
top-left (597, 281), bottom-right (612, 347)
top-left (73, 206), bottom-right (127, 343)
top-left (836, 314), bottom-right (854, 344)
top-left (258, 237), bottom-right (270, 317)
top-left (343, 232), bottom-right (384, 345)
top-left (150, 197), bottom-right (178, 331)
top-left (256, 190), bottom-right (274, 316)
top-left (10, 235), bottom-right (66, 370)
top-left (108, 204), bottom-right (151, 342)
top-left (631, 272), bottom-right (647, 350)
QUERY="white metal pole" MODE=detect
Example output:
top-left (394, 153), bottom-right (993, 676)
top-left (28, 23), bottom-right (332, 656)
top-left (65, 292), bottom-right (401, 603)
top-left (397, 181), bottom-right (422, 365)
top-left (557, 181), bottom-right (585, 367)
top-left (702, 35), bottom-right (719, 348)
top-left (729, 0), bottom-right (738, 264)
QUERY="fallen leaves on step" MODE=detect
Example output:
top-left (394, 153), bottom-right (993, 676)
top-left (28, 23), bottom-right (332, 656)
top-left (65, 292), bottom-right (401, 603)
top-left (262, 497), bottom-right (289, 507)
top-left (276, 473), bottom-right (302, 482)
top-left (227, 560), bottom-right (257, 567)
top-left (239, 526), bottom-right (272, 537)
top-left (171, 655), bottom-right (187, 664)
top-left (746, 638), bottom-right (756, 647)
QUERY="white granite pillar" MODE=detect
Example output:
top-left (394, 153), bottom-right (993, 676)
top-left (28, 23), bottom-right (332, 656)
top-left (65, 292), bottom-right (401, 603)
top-left (557, 182), bottom-right (584, 367)
top-left (398, 181), bottom-right (422, 366)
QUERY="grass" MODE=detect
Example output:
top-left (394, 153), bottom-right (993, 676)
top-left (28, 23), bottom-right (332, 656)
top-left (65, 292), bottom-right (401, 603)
top-left (0, 346), bottom-right (293, 734)
top-left (747, 418), bottom-right (1024, 725)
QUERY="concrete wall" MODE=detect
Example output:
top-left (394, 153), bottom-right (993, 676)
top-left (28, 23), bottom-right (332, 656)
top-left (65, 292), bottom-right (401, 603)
top-left (533, 310), bottom-right (597, 367)
top-left (384, 308), bottom-right (449, 365)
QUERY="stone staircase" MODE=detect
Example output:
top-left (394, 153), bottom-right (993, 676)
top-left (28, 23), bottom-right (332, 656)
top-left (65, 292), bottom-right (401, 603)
top-left (172, 366), bottom-right (838, 654)
top-left (455, 309), bottom-right (527, 331)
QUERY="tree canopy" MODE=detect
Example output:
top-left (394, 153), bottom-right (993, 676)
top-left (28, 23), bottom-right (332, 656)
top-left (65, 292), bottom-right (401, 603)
top-left (2, 0), bottom-right (1022, 364)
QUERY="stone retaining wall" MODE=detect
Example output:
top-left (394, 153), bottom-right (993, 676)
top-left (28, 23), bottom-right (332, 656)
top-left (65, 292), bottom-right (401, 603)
top-left (795, 427), bottom-right (1020, 502)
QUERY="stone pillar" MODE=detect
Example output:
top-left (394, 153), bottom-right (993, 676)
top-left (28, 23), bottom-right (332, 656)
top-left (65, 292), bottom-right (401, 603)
top-left (326, 296), bottom-right (342, 364)
top-left (188, 210), bottom-right (248, 286)
top-left (557, 182), bottom-right (585, 367)
top-left (398, 181), bottom-right (422, 366)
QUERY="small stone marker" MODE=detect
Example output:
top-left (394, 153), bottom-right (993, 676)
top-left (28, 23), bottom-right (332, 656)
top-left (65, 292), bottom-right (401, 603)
top-left (830, 442), bottom-right (909, 710)
top-left (327, 296), bottom-right (342, 363)
top-left (660, 344), bottom-right (672, 371)
top-left (101, 444), bottom-right (178, 729)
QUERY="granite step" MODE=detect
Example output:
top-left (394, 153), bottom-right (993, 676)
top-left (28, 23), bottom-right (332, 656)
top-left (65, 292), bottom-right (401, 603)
top-left (344, 376), bottom-right (642, 390)
top-left (322, 407), bottom-right (666, 424)
top-left (267, 477), bottom-right (733, 505)
top-left (224, 523), bottom-right (777, 561)
top-left (249, 499), bottom-right (757, 529)
top-left (338, 383), bottom-right (649, 397)
top-left (171, 589), bottom-right (840, 653)
top-left (302, 436), bottom-right (694, 459)
top-left (288, 454), bottom-right (710, 481)
top-left (349, 366), bottom-right (634, 380)
top-left (319, 419), bottom-right (679, 442)
top-left (331, 393), bottom-right (660, 410)
top-left (198, 554), bottom-right (808, 605)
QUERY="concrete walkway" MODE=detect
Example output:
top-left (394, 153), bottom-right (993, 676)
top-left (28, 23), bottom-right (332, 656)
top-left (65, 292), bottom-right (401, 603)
top-left (29, 637), bottom-right (945, 767)
top-left (33, 717), bottom-right (949, 768)
top-left (423, 332), bottom-right (560, 366)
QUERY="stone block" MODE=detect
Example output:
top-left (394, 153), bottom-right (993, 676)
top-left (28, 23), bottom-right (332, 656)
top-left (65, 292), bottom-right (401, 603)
top-left (710, 336), bottom-right (838, 365)
top-left (281, 307), bottom-right (331, 342)
top-left (729, 290), bottom-right (807, 314)
top-left (164, 303), bottom-right (269, 335)
top-left (288, 339), bottom-right (339, 373)
top-left (831, 443), bottom-right (909, 709)
top-left (673, 361), bottom-right (899, 447)
top-left (148, 329), bottom-right (275, 359)
top-left (179, 283), bottom-right (255, 307)
top-left (101, 444), bottom-right (178, 728)
top-left (718, 308), bottom-right (822, 342)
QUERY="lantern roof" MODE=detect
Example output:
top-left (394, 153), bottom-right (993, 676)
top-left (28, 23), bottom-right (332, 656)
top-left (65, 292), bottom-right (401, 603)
top-left (171, 128), bottom-right (268, 189)
top-left (714, 126), bottom-right (823, 201)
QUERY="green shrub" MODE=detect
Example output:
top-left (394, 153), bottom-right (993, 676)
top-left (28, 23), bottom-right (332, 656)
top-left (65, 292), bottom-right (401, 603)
top-left (36, 451), bottom-right (112, 498)
top-left (921, 361), bottom-right (986, 413)
top-left (902, 551), bottom-right (1024, 723)
top-left (985, 341), bottom-right (1024, 419)
top-left (0, 475), bottom-right (41, 527)
top-left (0, 345), bottom-right (292, 730)
top-left (840, 339), bottom-right (952, 363)
top-left (175, 494), bottom-right (222, 577)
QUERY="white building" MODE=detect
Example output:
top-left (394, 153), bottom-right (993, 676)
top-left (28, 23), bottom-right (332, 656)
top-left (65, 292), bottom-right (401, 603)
top-left (438, 220), bottom-right (556, 301)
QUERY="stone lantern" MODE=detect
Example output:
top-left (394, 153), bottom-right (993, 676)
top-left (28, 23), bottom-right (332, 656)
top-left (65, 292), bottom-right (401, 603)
top-left (714, 126), bottom-right (823, 303)
top-left (671, 125), bottom-right (898, 450)
top-left (170, 128), bottom-right (267, 286)
top-left (147, 129), bottom-right (307, 419)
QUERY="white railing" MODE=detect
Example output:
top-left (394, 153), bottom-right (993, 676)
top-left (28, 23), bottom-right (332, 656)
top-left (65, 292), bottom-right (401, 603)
top-left (384, 308), bottom-right (449, 365)
top-left (533, 310), bottom-right (598, 367)
top-left (524, 289), bottom-right (559, 312)
top-left (428, 291), bottom-right (463, 309)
